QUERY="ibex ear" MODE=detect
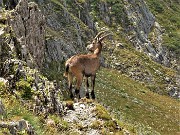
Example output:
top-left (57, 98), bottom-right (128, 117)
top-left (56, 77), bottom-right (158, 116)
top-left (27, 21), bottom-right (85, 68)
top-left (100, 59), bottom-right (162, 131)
top-left (99, 33), bottom-right (112, 42)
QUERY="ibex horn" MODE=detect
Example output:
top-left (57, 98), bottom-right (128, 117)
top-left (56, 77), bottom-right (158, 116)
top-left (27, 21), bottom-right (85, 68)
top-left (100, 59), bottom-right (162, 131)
top-left (99, 33), bottom-right (112, 41)
top-left (94, 31), bottom-right (108, 40)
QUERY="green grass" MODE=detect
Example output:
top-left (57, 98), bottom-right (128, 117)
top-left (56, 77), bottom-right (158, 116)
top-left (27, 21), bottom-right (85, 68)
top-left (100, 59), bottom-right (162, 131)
top-left (95, 67), bottom-right (179, 135)
top-left (94, 104), bottom-right (111, 120)
top-left (16, 79), bottom-right (33, 99)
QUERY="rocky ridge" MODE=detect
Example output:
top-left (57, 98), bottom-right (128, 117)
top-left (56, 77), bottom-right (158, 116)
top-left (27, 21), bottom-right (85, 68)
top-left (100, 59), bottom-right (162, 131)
top-left (0, 0), bottom-right (45, 70)
top-left (0, 0), bottom-right (65, 116)
top-left (62, 100), bottom-right (126, 135)
top-left (0, 118), bottom-right (35, 135)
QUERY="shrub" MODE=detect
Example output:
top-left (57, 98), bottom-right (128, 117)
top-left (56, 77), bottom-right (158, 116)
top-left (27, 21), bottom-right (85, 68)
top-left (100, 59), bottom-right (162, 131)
top-left (16, 80), bottom-right (33, 100)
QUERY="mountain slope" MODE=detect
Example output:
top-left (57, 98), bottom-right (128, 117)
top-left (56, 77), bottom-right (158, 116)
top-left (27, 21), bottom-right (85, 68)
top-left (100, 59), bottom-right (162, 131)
top-left (0, 0), bottom-right (179, 135)
top-left (39, 0), bottom-right (179, 97)
top-left (146, 0), bottom-right (180, 58)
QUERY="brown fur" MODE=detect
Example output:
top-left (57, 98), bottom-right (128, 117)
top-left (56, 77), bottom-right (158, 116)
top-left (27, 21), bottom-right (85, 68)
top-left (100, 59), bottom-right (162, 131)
top-left (64, 31), bottom-right (111, 99)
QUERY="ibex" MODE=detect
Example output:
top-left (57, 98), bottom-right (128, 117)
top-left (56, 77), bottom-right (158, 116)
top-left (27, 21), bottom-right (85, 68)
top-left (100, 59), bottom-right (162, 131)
top-left (64, 31), bottom-right (111, 99)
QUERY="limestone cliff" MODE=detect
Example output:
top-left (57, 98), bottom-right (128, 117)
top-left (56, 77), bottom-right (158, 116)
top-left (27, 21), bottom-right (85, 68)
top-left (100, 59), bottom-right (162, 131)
top-left (0, 0), bottom-right (45, 69)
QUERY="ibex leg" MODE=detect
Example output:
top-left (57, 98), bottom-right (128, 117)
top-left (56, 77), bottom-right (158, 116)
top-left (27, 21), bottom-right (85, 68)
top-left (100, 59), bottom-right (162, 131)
top-left (75, 74), bottom-right (83, 99)
top-left (85, 77), bottom-right (90, 99)
top-left (91, 75), bottom-right (96, 99)
top-left (68, 74), bottom-right (73, 99)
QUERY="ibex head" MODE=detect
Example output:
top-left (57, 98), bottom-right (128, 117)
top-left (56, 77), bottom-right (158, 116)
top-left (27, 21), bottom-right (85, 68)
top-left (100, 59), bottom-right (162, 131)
top-left (86, 31), bottom-right (111, 52)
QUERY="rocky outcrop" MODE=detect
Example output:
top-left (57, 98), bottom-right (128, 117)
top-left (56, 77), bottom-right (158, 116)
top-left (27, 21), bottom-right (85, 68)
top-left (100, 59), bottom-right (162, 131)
top-left (0, 28), bottom-right (11, 72)
top-left (123, 0), bottom-right (168, 65)
top-left (1, 58), bottom-right (65, 115)
top-left (0, 0), bottom-right (70, 118)
top-left (0, 9), bottom-right (14, 72)
top-left (8, 0), bottom-right (45, 69)
top-left (0, 119), bottom-right (35, 135)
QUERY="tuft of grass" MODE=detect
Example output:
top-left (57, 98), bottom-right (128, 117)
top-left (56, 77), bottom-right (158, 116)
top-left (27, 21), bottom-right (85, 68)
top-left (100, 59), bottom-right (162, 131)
top-left (43, 61), bottom-right (64, 81)
top-left (65, 100), bottom-right (74, 110)
top-left (0, 81), bottom-right (7, 96)
top-left (49, 115), bottom-right (69, 131)
top-left (94, 104), bottom-right (111, 120)
top-left (104, 120), bottom-right (117, 132)
top-left (90, 120), bottom-right (102, 129)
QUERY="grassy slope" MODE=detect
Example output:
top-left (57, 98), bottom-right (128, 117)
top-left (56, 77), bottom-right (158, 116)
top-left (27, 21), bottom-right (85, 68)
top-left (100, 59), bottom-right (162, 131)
top-left (92, 1), bottom-right (179, 133)
top-left (95, 68), bottom-right (179, 134)
top-left (102, 43), bottom-right (177, 95)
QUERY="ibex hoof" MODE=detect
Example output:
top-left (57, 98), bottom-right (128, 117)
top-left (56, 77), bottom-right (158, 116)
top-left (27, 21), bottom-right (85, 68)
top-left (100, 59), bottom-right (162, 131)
top-left (91, 92), bottom-right (95, 99)
top-left (75, 89), bottom-right (79, 94)
top-left (86, 93), bottom-right (90, 99)
top-left (70, 94), bottom-right (74, 99)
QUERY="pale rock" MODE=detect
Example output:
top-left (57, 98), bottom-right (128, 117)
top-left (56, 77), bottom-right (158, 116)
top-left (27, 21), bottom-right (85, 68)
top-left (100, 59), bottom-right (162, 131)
top-left (0, 100), bottom-right (5, 115)
top-left (46, 118), bottom-right (56, 127)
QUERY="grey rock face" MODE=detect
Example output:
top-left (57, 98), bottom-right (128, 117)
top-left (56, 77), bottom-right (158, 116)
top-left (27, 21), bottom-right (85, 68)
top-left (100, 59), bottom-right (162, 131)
top-left (98, 1), bottom-right (111, 25)
top-left (60, 0), bottom-right (96, 31)
top-left (123, 0), bottom-right (155, 50)
top-left (0, 0), bottom-right (2, 7)
top-left (36, 1), bottom-right (94, 71)
top-left (0, 28), bottom-right (12, 73)
top-left (9, 0), bottom-right (45, 69)
top-left (123, 0), bottom-right (169, 65)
